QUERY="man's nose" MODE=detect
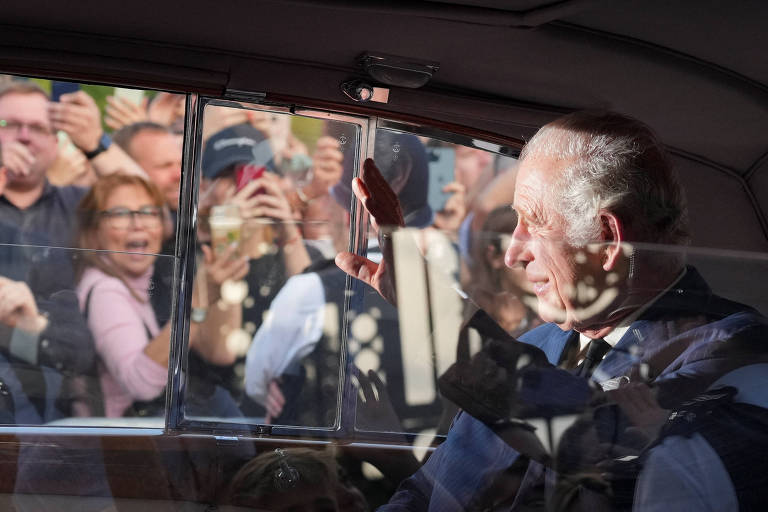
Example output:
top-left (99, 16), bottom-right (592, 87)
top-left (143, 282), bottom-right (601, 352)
top-left (16, 124), bottom-right (33, 142)
top-left (504, 222), bottom-right (531, 269)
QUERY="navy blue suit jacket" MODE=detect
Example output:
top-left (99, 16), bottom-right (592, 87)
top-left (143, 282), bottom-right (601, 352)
top-left (379, 267), bottom-right (768, 511)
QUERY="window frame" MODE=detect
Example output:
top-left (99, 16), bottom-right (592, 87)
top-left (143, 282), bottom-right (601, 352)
top-left (167, 94), bottom-right (373, 438)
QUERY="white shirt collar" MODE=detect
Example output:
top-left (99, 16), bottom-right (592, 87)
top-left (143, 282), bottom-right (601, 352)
top-left (578, 268), bottom-right (687, 351)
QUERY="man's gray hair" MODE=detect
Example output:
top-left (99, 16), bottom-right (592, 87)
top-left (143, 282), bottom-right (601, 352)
top-left (520, 111), bottom-right (690, 249)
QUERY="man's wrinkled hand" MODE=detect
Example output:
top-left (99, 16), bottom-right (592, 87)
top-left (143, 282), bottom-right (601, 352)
top-left (335, 158), bottom-right (404, 305)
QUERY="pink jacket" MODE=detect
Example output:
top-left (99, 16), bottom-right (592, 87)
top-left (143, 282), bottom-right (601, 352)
top-left (77, 266), bottom-right (167, 418)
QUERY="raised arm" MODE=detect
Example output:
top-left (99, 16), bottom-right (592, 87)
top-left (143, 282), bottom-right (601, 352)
top-left (49, 91), bottom-right (147, 179)
top-left (334, 158), bottom-right (405, 305)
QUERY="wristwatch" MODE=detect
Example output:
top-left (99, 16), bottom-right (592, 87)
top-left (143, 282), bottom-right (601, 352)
top-left (84, 133), bottom-right (112, 160)
top-left (191, 307), bottom-right (208, 323)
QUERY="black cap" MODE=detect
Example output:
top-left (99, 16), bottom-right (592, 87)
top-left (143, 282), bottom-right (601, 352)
top-left (201, 123), bottom-right (273, 180)
top-left (330, 129), bottom-right (433, 228)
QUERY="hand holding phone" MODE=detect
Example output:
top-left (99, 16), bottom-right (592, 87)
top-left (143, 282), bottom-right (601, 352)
top-left (48, 89), bottom-right (102, 154)
top-left (235, 163), bottom-right (266, 194)
top-left (105, 89), bottom-right (149, 131)
top-left (113, 87), bottom-right (145, 106)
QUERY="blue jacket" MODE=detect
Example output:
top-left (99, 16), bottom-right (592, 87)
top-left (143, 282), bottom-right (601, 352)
top-left (379, 267), bottom-right (768, 511)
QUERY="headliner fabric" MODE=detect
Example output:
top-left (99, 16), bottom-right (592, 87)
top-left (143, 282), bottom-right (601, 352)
top-left (0, 0), bottom-right (766, 248)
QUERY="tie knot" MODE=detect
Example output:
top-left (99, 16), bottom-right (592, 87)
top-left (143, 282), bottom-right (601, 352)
top-left (584, 337), bottom-right (611, 362)
top-left (576, 337), bottom-right (612, 377)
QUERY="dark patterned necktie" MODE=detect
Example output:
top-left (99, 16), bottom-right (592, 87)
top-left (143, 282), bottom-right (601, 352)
top-left (576, 337), bottom-right (612, 378)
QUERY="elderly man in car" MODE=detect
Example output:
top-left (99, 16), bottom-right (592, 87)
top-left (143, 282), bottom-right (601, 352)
top-left (337, 111), bottom-right (768, 511)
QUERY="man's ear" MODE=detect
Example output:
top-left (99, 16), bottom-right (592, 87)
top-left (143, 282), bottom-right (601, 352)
top-left (599, 210), bottom-right (625, 271)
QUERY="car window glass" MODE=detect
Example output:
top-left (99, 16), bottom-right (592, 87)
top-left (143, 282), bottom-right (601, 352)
top-left (0, 74), bottom-right (183, 427)
top-left (351, 126), bottom-right (526, 442)
top-left (184, 102), bottom-right (361, 429)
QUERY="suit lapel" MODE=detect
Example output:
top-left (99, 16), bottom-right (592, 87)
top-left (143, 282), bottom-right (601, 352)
top-left (592, 266), bottom-right (723, 382)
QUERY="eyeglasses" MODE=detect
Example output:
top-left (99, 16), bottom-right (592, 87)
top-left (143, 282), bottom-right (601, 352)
top-left (100, 206), bottom-right (163, 230)
top-left (0, 119), bottom-right (54, 138)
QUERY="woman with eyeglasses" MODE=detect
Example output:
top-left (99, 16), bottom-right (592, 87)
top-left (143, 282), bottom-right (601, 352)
top-left (74, 174), bottom-right (248, 417)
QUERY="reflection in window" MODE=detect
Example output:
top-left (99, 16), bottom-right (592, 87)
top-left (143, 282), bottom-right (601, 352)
top-left (353, 128), bottom-right (524, 436)
top-left (187, 104), bottom-right (359, 427)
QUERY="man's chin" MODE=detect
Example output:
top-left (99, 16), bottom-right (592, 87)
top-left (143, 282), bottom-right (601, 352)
top-left (7, 174), bottom-right (44, 191)
top-left (536, 300), bottom-right (571, 330)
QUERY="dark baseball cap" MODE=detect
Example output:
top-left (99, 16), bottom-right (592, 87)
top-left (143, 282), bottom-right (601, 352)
top-left (201, 123), bottom-right (274, 180)
top-left (330, 129), bottom-right (433, 228)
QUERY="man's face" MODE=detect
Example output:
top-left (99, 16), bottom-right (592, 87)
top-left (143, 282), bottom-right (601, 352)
top-left (128, 130), bottom-right (182, 210)
top-left (505, 154), bottom-right (605, 331)
top-left (0, 92), bottom-right (58, 188)
top-left (455, 146), bottom-right (493, 190)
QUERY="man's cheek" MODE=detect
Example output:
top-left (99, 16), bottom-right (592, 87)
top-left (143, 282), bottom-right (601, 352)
top-left (537, 295), bottom-right (568, 324)
top-left (36, 145), bottom-right (58, 170)
top-left (572, 287), bottom-right (620, 321)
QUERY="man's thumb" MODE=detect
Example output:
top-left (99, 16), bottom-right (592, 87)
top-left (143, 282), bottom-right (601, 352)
top-left (335, 252), bottom-right (376, 285)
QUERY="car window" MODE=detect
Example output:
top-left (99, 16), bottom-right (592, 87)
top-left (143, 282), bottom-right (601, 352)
top-left (350, 124), bottom-right (523, 441)
top-left (0, 74), bottom-right (184, 427)
top-left (177, 106), bottom-right (528, 443)
top-left (182, 100), bottom-right (365, 429)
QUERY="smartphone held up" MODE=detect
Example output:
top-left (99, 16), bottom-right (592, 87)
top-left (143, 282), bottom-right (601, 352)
top-left (235, 163), bottom-right (266, 195)
top-left (50, 81), bottom-right (80, 102)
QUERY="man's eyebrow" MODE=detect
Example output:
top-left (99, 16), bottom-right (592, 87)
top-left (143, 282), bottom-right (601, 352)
top-left (513, 202), bottom-right (541, 225)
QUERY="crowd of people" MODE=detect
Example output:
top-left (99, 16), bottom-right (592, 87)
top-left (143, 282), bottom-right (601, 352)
top-left (1, 74), bottom-right (766, 511)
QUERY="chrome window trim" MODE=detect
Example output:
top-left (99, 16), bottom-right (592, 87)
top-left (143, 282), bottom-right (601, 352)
top-left (0, 426), bottom-right (167, 436)
top-left (166, 92), bottom-right (202, 432)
